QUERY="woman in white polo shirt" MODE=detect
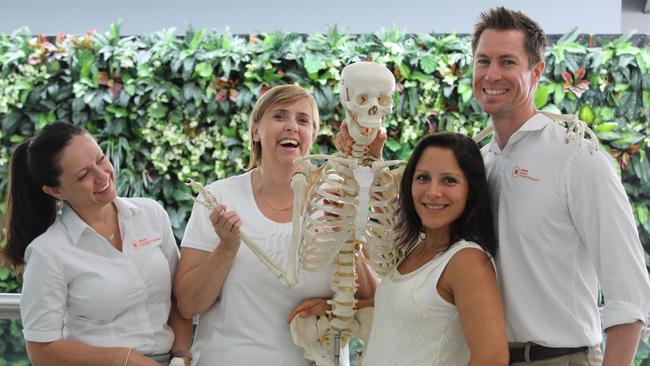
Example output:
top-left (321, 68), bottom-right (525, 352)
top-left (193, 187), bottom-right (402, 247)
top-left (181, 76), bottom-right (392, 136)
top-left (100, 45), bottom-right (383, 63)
top-left (173, 84), bottom-right (377, 365)
top-left (1, 122), bottom-right (193, 366)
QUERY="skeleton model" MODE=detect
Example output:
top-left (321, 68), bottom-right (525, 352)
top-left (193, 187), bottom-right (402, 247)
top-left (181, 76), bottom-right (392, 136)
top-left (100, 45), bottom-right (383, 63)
top-left (187, 62), bottom-right (597, 366)
top-left (189, 61), bottom-right (403, 366)
top-left (286, 61), bottom-right (405, 365)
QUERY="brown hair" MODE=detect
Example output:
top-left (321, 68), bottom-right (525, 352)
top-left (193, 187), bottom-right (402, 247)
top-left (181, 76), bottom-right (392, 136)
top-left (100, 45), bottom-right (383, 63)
top-left (472, 6), bottom-right (547, 68)
top-left (395, 132), bottom-right (496, 258)
top-left (246, 84), bottom-right (320, 170)
top-left (1, 122), bottom-right (86, 269)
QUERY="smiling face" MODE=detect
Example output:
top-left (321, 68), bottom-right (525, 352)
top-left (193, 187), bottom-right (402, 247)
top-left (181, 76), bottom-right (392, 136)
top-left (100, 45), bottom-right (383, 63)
top-left (251, 97), bottom-right (315, 168)
top-left (411, 147), bottom-right (468, 239)
top-left (42, 133), bottom-right (116, 211)
top-left (472, 29), bottom-right (544, 123)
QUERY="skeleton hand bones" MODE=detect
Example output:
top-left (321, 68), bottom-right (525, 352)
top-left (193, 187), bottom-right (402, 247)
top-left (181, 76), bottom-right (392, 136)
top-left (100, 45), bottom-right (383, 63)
top-left (186, 179), bottom-right (298, 287)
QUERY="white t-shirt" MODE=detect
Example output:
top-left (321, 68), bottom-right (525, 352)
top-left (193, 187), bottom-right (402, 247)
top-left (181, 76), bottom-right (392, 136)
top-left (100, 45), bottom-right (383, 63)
top-left (182, 171), bottom-right (342, 366)
top-left (483, 113), bottom-right (650, 346)
top-left (21, 197), bottom-right (178, 354)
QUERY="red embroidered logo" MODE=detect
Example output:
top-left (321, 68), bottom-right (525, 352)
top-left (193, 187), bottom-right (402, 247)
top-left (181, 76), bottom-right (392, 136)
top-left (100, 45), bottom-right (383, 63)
top-left (130, 237), bottom-right (161, 250)
top-left (512, 167), bottom-right (540, 181)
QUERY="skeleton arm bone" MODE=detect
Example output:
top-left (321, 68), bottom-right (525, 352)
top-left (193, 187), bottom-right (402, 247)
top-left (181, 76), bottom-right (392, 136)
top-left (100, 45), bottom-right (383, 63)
top-left (187, 179), bottom-right (297, 288)
top-left (473, 112), bottom-right (598, 152)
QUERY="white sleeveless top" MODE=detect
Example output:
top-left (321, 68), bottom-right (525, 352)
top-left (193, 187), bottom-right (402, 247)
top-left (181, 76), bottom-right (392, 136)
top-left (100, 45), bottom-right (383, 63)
top-left (363, 240), bottom-right (490, 366)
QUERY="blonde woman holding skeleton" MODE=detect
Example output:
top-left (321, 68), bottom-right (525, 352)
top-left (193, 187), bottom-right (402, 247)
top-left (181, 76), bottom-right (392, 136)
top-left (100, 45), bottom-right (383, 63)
top-left (174, 84), bottom-right (377, 366)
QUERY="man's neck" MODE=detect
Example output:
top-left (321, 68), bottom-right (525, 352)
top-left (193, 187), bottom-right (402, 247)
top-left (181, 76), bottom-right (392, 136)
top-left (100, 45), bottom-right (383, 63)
top-left (491, 108), bottom-right (537, 150)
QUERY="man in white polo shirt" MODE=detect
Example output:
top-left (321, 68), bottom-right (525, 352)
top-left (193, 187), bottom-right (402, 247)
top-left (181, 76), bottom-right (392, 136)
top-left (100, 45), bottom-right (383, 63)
top-left (472, 6), bottom-right (650, 365)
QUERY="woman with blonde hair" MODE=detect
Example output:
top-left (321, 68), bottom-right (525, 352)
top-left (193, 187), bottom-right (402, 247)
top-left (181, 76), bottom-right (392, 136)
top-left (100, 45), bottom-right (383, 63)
top-left (174, 84), bottom-right (377, 365)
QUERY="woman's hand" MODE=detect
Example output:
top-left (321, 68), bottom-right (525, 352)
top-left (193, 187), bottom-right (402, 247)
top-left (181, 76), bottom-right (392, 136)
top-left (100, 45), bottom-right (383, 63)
top-left (287, 298), bottom-right (331, 324)
top-left (334, 121), bottom-right (386, 159)
top-left (209, 204), bottom-right (241, 250)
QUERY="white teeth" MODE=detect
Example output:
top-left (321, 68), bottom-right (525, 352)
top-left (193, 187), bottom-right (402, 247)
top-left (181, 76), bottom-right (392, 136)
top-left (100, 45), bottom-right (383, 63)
top-left (279, 138), bottom-right (299, 147)
top-left (424, 203), bottom-right (446, 210)
top-left (95, 182), bottom-right (110, 193)
top-left (484, 88), bottom-right (507, 95)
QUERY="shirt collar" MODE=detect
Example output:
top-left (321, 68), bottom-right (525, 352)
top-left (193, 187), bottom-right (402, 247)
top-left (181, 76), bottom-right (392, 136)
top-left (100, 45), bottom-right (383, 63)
top-left (487, 113), bottom-right (552, 152)
top-left (517, 112), bottom-right (552, 132)
top-left (60, 197), bottom-right (139, 246)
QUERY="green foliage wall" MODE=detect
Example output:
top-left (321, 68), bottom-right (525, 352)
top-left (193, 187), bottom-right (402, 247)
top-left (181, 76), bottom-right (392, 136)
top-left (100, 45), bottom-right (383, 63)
top-left (0, 23), bottom-right (649, 364)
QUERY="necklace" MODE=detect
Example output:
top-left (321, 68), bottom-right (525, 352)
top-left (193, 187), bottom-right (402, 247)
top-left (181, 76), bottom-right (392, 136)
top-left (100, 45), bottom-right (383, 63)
top-left (259, 193), bottom-right (293, 211)
top-left (414, 241), bottom-right (447, 260)
top-left (254, 169), bottom-right (293, 211)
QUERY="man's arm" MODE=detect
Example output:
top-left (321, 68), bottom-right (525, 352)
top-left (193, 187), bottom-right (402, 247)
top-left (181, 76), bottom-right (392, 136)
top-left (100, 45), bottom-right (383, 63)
top-left (603, 321), bottom-right (644, 366)
top-left (567, 146), bottom-right (650, 358)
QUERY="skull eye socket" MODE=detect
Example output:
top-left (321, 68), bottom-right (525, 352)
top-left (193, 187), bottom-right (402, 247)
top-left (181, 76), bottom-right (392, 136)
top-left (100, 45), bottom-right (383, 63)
top-left (378, 95), bottom-right (391, 107)
top-left (355, 94), bottom-right (368, 105)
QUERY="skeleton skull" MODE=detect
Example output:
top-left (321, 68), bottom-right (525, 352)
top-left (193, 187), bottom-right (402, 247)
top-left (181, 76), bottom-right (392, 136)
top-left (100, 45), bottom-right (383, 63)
top-left (340, 62), bottom-right (395, 145)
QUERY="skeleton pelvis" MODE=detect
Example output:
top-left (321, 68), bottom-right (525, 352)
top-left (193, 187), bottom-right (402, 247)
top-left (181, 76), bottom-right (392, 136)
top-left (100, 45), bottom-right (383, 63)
top-left (290, 307), bottom-right (374, 366)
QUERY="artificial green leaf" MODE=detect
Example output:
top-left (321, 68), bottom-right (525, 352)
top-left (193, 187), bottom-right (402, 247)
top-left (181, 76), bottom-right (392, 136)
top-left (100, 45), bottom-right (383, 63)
top-left (611, 131), bottom-right (645, 150)
top-left (579, 104), bottom-right (595, 124)
top-left (0, 267), bottom-right (10, 281)
top-left (147, 103), bottom-right (168, 119)
top-left (457, 80), bottom-right (473, 104)
top-left (595, 131), bottom-right (622, 141)
top-left (541, 104), bottom-right (562, 115)
top-left (304, 54), bottom-right (325, 74)
top-left (194, 62), bottom-right (213, 78)
top-left (534, 84), bottom-right (551, 109)
top-left (594, 122), bottom-right (618, 133)
top-left (552, 83), bottom-right (566, 104)
top-left (398, 63), bottom-right (411, 79)
top-left (643, 90), bottom-right (650, 108)
top-left (636, 204), bottom-right (649, 226)
top-left (385, 140), bottom-right (401, 152)
top-left (106, 105), bottom-right (129, 118)
top-left (419, 54), bottom-right (438, 74)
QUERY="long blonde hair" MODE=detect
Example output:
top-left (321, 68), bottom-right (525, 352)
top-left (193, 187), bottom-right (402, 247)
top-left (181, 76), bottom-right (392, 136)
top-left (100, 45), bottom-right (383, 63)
top-left (246, 84), bottom-right (320, 170)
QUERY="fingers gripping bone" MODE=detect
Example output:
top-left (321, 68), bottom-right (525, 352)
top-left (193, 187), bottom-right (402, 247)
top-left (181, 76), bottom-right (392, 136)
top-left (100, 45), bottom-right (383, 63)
top-left (186, 179), bottom-right (297, 287)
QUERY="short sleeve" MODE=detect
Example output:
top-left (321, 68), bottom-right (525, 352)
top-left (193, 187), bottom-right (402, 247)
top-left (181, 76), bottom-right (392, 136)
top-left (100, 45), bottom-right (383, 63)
top-left (21, 246), bottom-right (67, 342)
top-left (181, 194), bottom-right (220, 253)
top-left (155, 201), bottom-right (180, 281)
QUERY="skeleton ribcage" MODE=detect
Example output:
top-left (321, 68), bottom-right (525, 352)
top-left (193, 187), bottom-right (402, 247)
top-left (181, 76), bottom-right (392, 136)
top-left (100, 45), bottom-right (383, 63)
top-left (298, 156), bottom-right (401, 277)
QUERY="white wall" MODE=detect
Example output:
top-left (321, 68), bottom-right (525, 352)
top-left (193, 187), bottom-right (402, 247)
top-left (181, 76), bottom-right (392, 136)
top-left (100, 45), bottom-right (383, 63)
top-left (3, 0), bottom-right (622, 36)
top-left (622, 0), bottom-right (650, 34)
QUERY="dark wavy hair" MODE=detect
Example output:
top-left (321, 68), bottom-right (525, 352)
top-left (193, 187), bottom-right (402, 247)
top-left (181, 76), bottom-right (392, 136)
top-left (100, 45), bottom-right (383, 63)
top-left (1, 121), bottom-right (86, 269)
top-left (395, 132), bottom-right (496, 257)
